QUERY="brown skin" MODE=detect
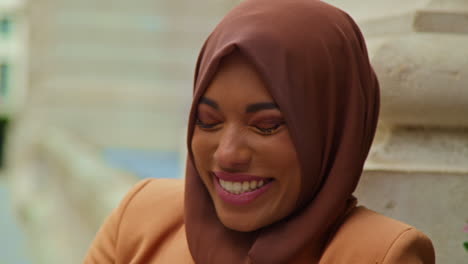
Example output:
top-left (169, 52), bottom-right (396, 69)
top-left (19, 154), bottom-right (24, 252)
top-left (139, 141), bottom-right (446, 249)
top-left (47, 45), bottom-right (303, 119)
top-left (191, 52), bottom-right (302, 232)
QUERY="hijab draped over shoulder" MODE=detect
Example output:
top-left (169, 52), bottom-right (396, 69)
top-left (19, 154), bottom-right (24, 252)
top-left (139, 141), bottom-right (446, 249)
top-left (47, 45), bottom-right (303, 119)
top-left (184, 0), bottom-right (380, 263)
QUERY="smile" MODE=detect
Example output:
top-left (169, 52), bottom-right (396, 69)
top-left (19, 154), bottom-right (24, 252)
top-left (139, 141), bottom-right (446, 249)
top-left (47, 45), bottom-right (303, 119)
top-left (212, 171), bottom-right (274, 205)
top-left (219, 179), bottom-right (266, 194)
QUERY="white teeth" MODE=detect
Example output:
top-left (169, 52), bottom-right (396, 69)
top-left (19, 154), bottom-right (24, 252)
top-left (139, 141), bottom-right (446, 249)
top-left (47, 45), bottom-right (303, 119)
top-left (233, 182), bottom-right (242, 193)
top-left (225, 181), bottom-right (233, 190)
top-left (219, 179), bottom-right (268, 195)
top-left (250, 181), bottom-right (257, 189)
top-left (242, 181), bottom-right (250, 191)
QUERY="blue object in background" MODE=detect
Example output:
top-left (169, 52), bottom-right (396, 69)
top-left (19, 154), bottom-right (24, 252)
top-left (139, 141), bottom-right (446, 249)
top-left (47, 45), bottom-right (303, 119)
top-left (0, 180), bottom-right (32, 264)
top-left (103, 148), bottom-right (182, 179)
top-left (0, 17), bottom-right (11, 35)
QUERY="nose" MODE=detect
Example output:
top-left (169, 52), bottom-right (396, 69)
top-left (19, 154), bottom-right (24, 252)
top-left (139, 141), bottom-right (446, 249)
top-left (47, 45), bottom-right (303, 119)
top-left (213, 127), bottom-right (251, 172)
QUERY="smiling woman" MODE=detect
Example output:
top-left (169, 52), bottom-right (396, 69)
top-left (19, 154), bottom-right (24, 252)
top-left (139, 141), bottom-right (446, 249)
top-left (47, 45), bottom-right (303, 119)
top-left (84, 0), bottom-right (435, 263)
top-left (191, 53), bottom-right (301, 232)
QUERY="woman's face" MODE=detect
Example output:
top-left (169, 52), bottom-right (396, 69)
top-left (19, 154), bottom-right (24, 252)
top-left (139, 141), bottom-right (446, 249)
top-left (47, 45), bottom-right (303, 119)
top-left (191, 53), bottom-right (302, 232)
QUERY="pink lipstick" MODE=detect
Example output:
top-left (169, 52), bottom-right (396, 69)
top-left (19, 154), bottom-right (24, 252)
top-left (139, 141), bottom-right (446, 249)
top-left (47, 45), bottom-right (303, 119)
top-left (213, 171), bottom-right (273, 206)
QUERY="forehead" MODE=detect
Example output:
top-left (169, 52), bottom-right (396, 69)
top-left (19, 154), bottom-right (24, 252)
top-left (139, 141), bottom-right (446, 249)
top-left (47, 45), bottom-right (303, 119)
top-left (202, 52), bottom-right (274, 103)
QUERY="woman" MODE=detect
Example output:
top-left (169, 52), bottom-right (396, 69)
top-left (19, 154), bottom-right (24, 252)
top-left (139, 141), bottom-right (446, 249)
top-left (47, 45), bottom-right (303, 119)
top-left (84, 0), bottom-right (435, 263)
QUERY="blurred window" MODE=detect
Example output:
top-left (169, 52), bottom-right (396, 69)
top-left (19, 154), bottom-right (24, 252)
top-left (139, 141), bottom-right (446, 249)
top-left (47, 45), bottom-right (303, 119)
top-left (0, 17), bottom-right (11, 36)
top-left (103, 148), bottom-right (182, 179)
top-left (0, 63), bottom-right (8, 97)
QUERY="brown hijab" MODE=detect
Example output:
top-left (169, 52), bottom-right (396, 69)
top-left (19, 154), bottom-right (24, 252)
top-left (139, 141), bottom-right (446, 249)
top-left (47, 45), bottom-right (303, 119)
top-left (184, 0), bottom-right (380, 263)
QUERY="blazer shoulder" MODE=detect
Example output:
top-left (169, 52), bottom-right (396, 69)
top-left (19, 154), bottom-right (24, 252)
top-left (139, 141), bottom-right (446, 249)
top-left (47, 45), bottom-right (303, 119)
top-left (115, 178), bottom-right (185, 257)
top-left (117, 177), bottom-right (185, 232)
top-left (84, 178), bottom-right (185, 263)
top-left (122, 178), bottom-right (185, 212)
top-left (320, 206), bottom-right (435, 264)
top-left (382, 228), bottom-right (435, 264)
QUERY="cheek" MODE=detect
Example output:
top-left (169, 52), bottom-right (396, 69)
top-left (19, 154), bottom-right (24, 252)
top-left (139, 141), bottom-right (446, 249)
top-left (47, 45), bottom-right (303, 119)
top-left (255, 132), bottom-right (300, 173)
top-left (254, 132), bottom-right (301, 200)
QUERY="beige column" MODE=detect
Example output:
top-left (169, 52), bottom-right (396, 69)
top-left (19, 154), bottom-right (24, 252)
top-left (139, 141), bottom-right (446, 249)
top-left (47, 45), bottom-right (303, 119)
top-left (326, 0), bottom-right (468, 263)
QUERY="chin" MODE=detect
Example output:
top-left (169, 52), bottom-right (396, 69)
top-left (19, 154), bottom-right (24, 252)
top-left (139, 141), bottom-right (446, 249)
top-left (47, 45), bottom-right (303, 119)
top-left (214, 203), bottom-right (272, 232)
top-left (219, 214), bottom-right (261, 232)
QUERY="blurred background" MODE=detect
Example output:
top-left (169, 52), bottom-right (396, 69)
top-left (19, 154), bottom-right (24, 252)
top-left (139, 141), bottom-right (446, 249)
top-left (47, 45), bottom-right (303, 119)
top-left (0, 0), bottom-right (467, 263)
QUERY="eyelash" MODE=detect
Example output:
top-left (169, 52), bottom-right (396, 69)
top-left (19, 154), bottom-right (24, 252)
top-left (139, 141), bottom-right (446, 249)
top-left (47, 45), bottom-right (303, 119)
top-left (256, 123), bottom-right (284, 134)
top-left (195, 119), bottom-right (284, 135)
top-left (195, 119), bottom-right (219, 129)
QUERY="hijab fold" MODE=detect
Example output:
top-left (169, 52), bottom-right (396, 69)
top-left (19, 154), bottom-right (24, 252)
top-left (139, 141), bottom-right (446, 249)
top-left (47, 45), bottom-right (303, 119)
top-left (184, 0), bottom-right (380, 263)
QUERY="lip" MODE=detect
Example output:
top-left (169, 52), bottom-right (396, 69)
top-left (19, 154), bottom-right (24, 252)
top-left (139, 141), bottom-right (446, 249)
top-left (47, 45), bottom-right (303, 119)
top-left (212, 172), bottom-right (273, 206)
top-left (214, 171), bottom-right (268, 182)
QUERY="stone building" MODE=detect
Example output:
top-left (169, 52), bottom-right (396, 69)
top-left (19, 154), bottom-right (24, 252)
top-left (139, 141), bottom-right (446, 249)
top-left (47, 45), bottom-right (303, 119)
top-left (2, 0), bottom-right (467, 263)
top-left (326, 1), bottom-right (468, 263)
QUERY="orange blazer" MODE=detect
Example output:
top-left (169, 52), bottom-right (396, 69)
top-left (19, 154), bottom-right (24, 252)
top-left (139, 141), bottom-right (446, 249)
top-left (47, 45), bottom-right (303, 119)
top-left (83, 179), bottom-right (435, 264)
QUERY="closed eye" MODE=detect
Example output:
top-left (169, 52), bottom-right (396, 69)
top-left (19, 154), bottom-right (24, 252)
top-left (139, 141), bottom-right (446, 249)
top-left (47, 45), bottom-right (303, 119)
top-left (196, 119), bottom-right (221, 130)
top-left (253, 122), bottom-right (285, 135)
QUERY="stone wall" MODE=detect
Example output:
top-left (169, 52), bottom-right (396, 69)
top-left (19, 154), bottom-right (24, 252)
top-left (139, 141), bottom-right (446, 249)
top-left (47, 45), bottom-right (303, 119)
top-left (327, 0), bottom-right (468, 262)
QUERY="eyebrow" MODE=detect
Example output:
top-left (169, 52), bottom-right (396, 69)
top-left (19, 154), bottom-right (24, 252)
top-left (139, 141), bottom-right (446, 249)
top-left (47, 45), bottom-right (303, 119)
top-left (199, 97), bottom-right (219, 109)
top-left (199, 96), bottom-right (279, 113)
top-left (245, 102), bottom-right (279, 113)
